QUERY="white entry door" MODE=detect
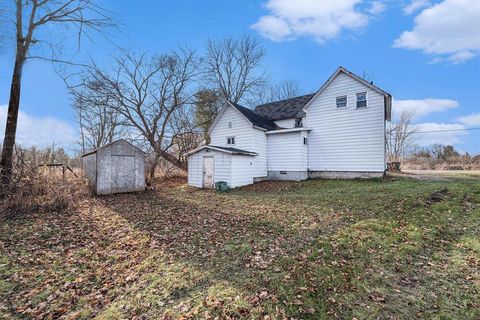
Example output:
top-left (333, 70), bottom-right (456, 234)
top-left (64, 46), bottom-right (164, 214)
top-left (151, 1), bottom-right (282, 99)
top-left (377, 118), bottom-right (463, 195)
top-left (203, 157), bottom-right (214, 188)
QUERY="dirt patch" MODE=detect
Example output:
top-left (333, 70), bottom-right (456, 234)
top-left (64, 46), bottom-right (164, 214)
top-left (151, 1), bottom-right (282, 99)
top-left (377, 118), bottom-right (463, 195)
top-left (387, 171), bottom-right (449, 181)
top-left (424, 188), bottom-right (450, 207)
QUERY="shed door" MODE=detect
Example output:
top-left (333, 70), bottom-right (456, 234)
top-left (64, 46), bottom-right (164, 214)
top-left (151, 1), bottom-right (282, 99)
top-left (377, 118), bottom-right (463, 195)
top-left (203, 156), bottom-right (214, 188)
top-left (111, 155), bottom-right (136, 193)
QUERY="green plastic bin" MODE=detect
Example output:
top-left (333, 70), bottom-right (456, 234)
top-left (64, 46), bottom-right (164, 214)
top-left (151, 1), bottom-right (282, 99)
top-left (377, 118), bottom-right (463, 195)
top-left (215, 181), bottom-right (229, 192)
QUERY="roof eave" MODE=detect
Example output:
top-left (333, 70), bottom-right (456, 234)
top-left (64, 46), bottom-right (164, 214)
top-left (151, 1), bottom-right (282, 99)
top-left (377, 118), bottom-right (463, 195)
top-left (184, 145), bottom-right (258, 157)
top-left (265, 127), bottom-right (312, 134)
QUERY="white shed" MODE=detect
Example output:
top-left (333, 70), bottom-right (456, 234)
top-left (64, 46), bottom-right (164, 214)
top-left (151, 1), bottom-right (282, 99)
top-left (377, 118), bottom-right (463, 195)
top-left (81, 139), bottom-right (145, 195)
top-left (186, 145), bottom-right (258, 188)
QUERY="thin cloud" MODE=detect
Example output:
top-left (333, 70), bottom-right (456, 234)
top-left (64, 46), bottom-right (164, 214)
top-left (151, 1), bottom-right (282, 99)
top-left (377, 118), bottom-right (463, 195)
top-left (252, 0), bottom-right (382, 43)
top-left (457, 112), bottom-right (480, 127)
top-left (403, 0), bottom-right (431, 15)
top-left (414, 122), bottom-right (467, 146)
top-left (393, 0), bottom-right (480, 63)
top-left (0, 104), bottom-right (77, 149)
top-left (392, 98), bottom-right (459, 119)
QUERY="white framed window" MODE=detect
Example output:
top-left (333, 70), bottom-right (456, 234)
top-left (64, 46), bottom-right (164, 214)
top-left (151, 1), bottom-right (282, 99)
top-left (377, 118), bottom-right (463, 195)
top-left (227, 136), bottom-right (235, 145)
top-left (356, 92), bottom-right (367, 108)
top-left (303, 137), bottom-right (308, 145)
top-left (228, 121), bottom-right (232, 128)
top-left (295, 117), bottom-right (303, 128)
top-left (336, 95), bottom-right (348, 108)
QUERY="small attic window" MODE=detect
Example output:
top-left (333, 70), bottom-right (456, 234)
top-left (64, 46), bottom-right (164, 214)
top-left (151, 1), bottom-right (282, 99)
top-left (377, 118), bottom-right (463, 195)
top-left (295, 117), bottom-right (303, 128)
top-left (228, 121), bottom-right (232, 128)
top-left (227, 136), bottom-right (235, 145)
top-left (356, 92), bottom-right (367, 108)
top-left (336, 95), bottom-right (347, 108)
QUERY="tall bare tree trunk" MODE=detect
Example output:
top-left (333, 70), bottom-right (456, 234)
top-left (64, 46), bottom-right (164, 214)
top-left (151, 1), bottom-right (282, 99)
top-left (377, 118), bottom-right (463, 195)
top-left (1, 55), bottom-right (25, 186)
top-left (149, 160), bottom-right (158, 182)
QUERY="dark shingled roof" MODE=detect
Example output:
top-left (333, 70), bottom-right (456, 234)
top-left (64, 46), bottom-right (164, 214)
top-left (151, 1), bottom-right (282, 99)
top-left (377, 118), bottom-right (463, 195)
top-left (229, 102), bottom-right (278, 131)
top-left (209, 146), bottom-right (257, 155)
top-left (254, 93), bottom-right (315, 121)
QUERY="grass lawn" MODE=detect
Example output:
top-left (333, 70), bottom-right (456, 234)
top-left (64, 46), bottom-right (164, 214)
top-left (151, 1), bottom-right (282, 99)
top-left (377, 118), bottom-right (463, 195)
top-left (1, 175), bottom-right (479, 319)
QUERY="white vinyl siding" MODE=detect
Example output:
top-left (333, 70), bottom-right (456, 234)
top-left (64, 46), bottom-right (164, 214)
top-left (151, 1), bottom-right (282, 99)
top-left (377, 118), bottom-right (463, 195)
top-left (210, 106), bottom-right (253, 150)
top-left (307, 72), bottom-right (385, 172)
top-left (188, 149), bottom-right (232, 187)
top-left (267, 131), bottom-right (307, 171)
top-left (274, 118), bottom-right (295, 128)
top-left (301, 131), bottom-right (308, 169)
top-left (231, 156), bottom-right (255, 187)
top-left (208, 104), bottom-right (267, 185)
top-left (252, 129), bottom-right (268, 177)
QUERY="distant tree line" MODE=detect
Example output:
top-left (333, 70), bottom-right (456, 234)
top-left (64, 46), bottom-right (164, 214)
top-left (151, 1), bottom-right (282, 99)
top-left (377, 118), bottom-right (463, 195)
top-left (403, 144), bottom-right (480, 170)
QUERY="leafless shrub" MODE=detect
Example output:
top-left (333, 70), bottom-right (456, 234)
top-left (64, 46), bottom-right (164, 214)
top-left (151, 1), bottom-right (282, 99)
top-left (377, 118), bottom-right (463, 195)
top-left (0, 145), bottom-right (85, 218)
top-left (402, 144), bottom-right (480, 170)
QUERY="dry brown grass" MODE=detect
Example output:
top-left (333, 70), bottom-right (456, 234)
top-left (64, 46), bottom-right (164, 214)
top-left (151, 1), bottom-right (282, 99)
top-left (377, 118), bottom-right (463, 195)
top-left (1, 175), bottom-right (478, 319)
top-left (0, 168), bottom-right (87, 218)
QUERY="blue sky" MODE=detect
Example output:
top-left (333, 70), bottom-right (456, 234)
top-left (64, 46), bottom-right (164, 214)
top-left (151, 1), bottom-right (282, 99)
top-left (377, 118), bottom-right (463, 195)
top-left (0, 0), bottom-right (479, 154)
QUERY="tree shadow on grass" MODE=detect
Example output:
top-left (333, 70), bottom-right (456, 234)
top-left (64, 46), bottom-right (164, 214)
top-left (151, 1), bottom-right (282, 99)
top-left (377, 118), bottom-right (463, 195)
top-left (2, 178), bottom-right (479, 319)
top-left (95, 185), bottom-right (345, 318)
top-left (97, 178), bottom-right (480, 319)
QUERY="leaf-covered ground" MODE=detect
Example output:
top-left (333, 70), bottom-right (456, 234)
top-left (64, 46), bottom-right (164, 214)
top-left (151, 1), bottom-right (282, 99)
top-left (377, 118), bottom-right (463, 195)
top-left (1, 175), bottom-right (479, 319)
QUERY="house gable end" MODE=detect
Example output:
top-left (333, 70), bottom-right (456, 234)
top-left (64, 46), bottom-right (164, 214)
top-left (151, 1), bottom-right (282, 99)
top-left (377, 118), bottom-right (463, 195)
top-left (303, 67), bottom-right (392, 120)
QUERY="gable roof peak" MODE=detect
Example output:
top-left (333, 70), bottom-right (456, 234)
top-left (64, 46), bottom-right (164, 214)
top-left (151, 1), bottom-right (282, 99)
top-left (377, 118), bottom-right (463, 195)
top-left (222, 101), bottom-right (279, 131)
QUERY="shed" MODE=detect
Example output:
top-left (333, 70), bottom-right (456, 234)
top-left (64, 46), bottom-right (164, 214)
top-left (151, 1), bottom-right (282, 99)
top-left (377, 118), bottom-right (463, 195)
top-left (81, 139), bottom-right (145, 195)
top-left (185, 145), bottom-right (258, 188)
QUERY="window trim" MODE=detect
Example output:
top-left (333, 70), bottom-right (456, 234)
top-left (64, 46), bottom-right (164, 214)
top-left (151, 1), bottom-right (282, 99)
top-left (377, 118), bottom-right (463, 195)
top-left (295, 117), bottom-right (303, 128)
top-left (355, 91), bottom-right (368, 109)
top-left (226, 136), bottom-right (236, 145)
top-left (335, 95), bottom-right (348, 109)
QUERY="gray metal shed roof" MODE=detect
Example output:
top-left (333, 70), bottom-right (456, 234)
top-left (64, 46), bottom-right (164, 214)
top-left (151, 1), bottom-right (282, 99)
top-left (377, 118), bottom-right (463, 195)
top-left (81, 139), bottom-right (145, 157)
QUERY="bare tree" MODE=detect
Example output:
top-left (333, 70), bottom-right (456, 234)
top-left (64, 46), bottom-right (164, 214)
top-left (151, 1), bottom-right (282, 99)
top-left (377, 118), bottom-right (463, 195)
top-left (386, 109), bottom-right (417, 162)
top-left (1, 0), bottom-right (115, 187)
top-left (204, 35), bottom-right (267, 105)
top-left (258, 79), bottom-right (302, 104)
top-left (73, 89), bottom-right (125, 153)
top-left (70, 49), bottom-right (200, 179)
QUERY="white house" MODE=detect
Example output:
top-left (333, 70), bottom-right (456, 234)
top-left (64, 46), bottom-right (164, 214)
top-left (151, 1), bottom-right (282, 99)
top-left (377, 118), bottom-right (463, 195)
top-left (186, 67), bottom-right (392, 188)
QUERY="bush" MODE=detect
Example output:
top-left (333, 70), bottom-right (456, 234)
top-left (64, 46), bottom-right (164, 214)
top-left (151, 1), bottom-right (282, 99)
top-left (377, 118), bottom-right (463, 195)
top-left (0, 168), bottom-right (86, 218)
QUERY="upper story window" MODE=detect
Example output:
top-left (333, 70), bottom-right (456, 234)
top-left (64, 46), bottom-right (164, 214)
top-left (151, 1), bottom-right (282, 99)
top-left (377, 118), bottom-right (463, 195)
top-left (228, 121), bottom-right (232, 128)
top-left (356, 92), bottom-right (367, 108)
top-left (303, 137), bottom-right (308, 145)
top-left (227, 136), bottom-right (235, 145)
top-left (336, 95), bottom-right (347, 108)
top-left (295, 117), bottom-right (303, 128)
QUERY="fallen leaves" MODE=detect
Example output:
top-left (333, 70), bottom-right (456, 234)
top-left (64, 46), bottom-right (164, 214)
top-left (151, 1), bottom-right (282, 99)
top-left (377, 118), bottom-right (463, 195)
top-left (1, 177), bottom-right (479, 319)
